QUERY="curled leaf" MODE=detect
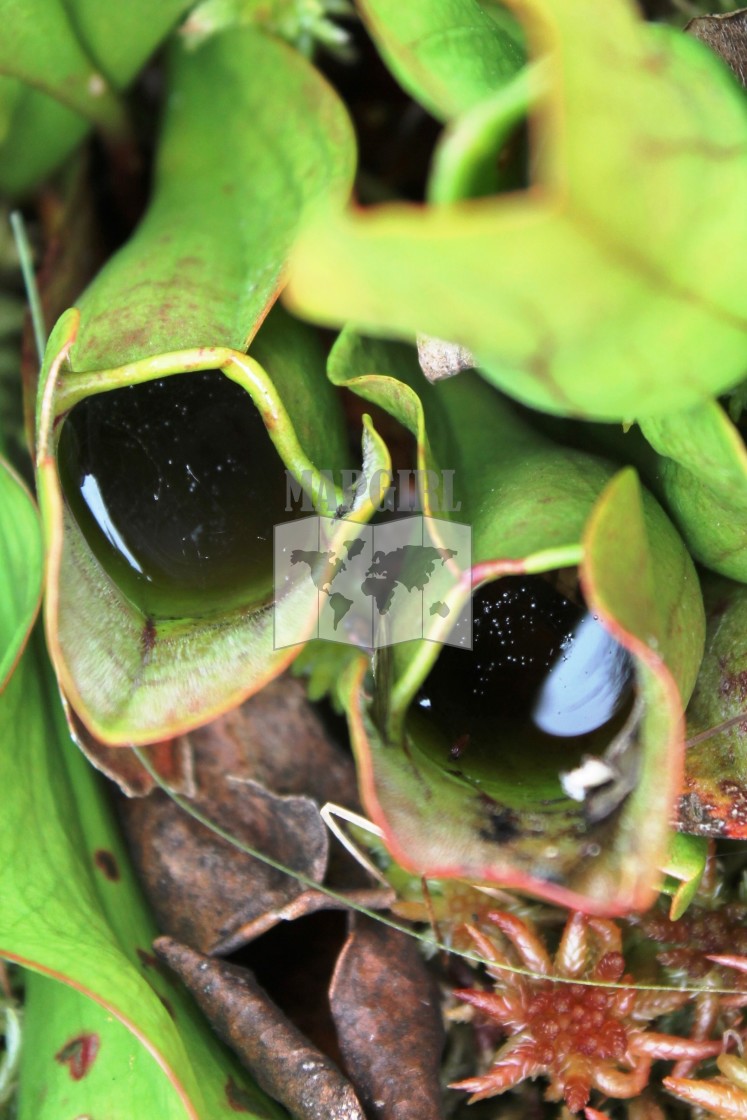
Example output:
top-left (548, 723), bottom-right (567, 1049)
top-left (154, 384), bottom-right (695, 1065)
top-left (327, 337), bottom-right (704, 914)
top-left (35, 30), bottom-right (387, 744)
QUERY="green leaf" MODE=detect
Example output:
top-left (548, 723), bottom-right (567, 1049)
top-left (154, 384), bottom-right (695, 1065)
top-left (0, 0), bottom-right (193, 195)
top-left (356, 0), bottom-right (524, 121)
top-left (32, 28), bottom-right (368, 744)
top-left (287, 0), bottom-right (747, 421)
top-left (0, 83), bottom-right (89, 197)
top-left (63, 0), bottom-right (195, 88)
top-left (18, 974), bottom-right (198, 1120)
top-left (639, 401), bottom-right (747, 581)
top-left (0, 457), bottom-right (42, 691)
top-left (428, 64), bottom-right (543, 203)
top-left (328, 337), bottom-right (705, 914)
top-left (71, 26), bottom-right (355, 370)
top-left (0, 636), bottom-right (281, 1119)
top-left (38, 309), bottom-right (387, 745)
top-left (658, 832), bottom-right (708, 921)
top-left (180, 0), bottom-right (355, 58)
top-left (0, 0), bottom-right (126, 129)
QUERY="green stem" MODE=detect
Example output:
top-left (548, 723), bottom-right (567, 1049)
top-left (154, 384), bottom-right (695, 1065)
top-left (9, 212), bottom-right (45, 365)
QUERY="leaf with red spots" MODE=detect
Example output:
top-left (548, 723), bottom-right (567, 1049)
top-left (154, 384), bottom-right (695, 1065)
top-left (21, 971), bottom-right (260, 1120)
top-left (0, 637), bottom-right (282, 1120)
top-left (678, 577), bottom-right (747, 838)
top-left (93, 848), bottom-right (120, 881)
top-left (286, 0), bottom-right (747, 420)
top-left (54, 1031), bottom-right (100, 1080)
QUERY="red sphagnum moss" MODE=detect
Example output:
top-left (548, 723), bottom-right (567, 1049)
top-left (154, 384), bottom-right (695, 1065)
top-left (451, 910), bottom-right (728, 1114)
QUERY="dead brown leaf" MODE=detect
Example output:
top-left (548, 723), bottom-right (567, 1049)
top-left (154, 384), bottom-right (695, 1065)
top-left (183, 676), bottom-right (359, 805)
top-left (686, 10), bottom-right (747, 86)
top-left (67, 704), bottom-right (195, 797)
top-left (120, 776), bottom-right (329, 954)
top-left (329, 916), bottom-right (446, 1120)
top-left (154, 936), bottom-right (366, 1120)
top-left (119, 677), bottom-right (375, 952)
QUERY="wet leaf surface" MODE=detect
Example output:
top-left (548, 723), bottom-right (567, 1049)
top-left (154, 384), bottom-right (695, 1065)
top-left (7, 3), bottom-right (747, 1117)
top-left (37, 310), bottom-right (386, 745)
top-left (34, 23), bottom-right (370, 745)
top-left (155, 937), bottom-right (367, 1120)
top-left (329, 916), bottom-right (446, 1120)
top-left (327, 336), bottom-right (703, 914)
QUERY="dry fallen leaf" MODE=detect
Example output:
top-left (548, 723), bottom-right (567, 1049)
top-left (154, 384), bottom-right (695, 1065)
top-left (329, 916), bottom-right (446, 1120)
top-left (120, 776), bottom-right (330, 954)
top-left (68, 705), bottom-right (194, 797)
top-left (154, 936), bottom-right (367, 1120)
top-left (686, 10), bottom-right (747, 87)
top-left (119, 677), bottom-right (376, 952)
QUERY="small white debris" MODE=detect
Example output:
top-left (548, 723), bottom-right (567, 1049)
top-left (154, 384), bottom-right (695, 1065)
top-left (88, 73), bottom-right (107, 97)
top-left (560, 755), bottom-right (618, 802)
top-left (416, 334), bottom-right (475, 382)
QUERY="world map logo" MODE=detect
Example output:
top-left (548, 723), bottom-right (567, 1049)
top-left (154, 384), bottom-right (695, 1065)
top-left (273, 516), bottom-right (472, 649)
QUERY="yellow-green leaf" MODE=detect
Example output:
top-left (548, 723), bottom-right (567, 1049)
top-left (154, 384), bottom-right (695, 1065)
top-left (287, 0), bottom-right (747, 421)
